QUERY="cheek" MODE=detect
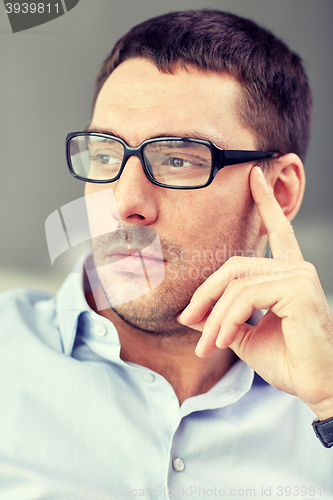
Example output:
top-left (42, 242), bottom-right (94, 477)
top-left (179, 169), bottom-right (255, 247)
top-left (213, 165), bottom-right (253, 208)
top-left (84, 184), bottom-right (122, 238)
top-left (159, 169), bottom-right (252, 235)
top-left (84, 183), bottom-right (114, 196)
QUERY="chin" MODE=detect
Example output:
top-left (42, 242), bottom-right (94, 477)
top-left (100, 273), bottom-right (197, 336)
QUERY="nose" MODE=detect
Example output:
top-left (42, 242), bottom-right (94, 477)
top-left (112, 155), bottom-right (159, 225)
top-left (119, 148), bottom-right (154, 183)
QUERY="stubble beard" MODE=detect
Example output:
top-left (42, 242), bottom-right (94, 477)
top-left (93, 200), bottom-right (259, 337)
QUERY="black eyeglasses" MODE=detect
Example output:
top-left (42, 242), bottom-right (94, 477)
top-left (66, 132), bottom-right (281, 190)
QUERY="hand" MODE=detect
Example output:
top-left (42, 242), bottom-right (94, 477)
top-left (179, 166), bottom-right (333, 419)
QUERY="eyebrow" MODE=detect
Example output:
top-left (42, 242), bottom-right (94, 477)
top-left (85, 126), bottom-right (120, 136)
top-left (85, 126), bottom-right (229, 149)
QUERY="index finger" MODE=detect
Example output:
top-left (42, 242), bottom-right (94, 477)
top-left (250, 166), bottom-right (303, 262)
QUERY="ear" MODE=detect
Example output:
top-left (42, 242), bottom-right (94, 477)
top-left (264, 153), bottom-right (306, 222)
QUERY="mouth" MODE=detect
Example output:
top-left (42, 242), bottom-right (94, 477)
top-left (105, 245), bottom-right (165, 273)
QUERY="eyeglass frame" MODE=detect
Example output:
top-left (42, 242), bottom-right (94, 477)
top-left (66, 131), bottom-right (281, 190)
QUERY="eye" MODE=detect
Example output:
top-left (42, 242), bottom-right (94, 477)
top-left (90, 154), bottom-right (120, 165)
top-left (163, 157), bottom-right (193, 168)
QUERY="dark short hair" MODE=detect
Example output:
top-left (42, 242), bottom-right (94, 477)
top-left (93, 10), bottom-right (312, 161)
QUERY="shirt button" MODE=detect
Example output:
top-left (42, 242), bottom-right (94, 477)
top-left (172, 457), bottom-right (185, 472)
top-left (94, 324), bottom-right (107, 337)
top-left (141, 372), bottom-right (155, 383)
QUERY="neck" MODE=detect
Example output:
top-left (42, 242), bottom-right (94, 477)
top-left (86, 289), bottom-right (237, 405)
top-left (120, 334), bottom-right (237, 405)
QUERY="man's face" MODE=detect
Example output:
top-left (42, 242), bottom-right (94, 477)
top-left (85, 58), bottom-right (262, 335)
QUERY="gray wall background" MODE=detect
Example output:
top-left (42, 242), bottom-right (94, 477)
top-left (0, 0), bottom-right (332, 294)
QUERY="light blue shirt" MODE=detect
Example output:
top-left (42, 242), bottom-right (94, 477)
top-left (0, 270), bottom-right (332, 500)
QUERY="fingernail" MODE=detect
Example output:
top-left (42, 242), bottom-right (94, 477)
top-left (195, 335), bottom-right (203, 354)
top-left (257, 167), bottom-right (266, 182)
top-left (179, 305), bottom-right (190, 321)
top-left (215, 328), bottom-right (223, 348)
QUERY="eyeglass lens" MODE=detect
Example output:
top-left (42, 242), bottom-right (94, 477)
top-left (69, 135), bottom-right (213, 188)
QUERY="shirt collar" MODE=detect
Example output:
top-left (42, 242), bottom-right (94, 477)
top-left (55, 258), bottom-right (259, 411)
top-left (179, 359), bottom-right (254, 417)
top-left (55, 268), bottom-right (89, 355)
top-left (55, 256), bottom-right (119, 355)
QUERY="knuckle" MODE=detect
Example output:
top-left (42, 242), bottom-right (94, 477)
top-left (294, 274), bottom-right (316, 293)
top-left (238, 284), bottom-right (250, 300)
top-left (226, 278), bottom-right (240, 293)
top-left (283, 218), bottom-right (295, 235)
top-left (280, 219), bottom-right (296, 241)
top-left (269, 218), bottom-right (294, 240)
top-left (301, 261), bottom-right (317, 276)
top-left (227, 255), bottom-right (241, 265)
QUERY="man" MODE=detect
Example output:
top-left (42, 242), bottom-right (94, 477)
top-left (1, 9), bottom-right (333, 500)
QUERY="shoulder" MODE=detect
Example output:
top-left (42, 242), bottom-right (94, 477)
top-left (0, 286), bottom-right (53, 305)
top-left (0, 287), bottom-right (63, 352)
top-left (0, 287), bottom-right (54, 321)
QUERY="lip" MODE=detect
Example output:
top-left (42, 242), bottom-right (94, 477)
top-left (105, 246), bottom-right (165, 273)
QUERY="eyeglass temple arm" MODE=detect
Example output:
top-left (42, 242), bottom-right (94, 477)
top-left (222, 150), bottom-right (281, 167)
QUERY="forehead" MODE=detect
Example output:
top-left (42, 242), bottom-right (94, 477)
top-left (92, 58), bottom-right (256, 150)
